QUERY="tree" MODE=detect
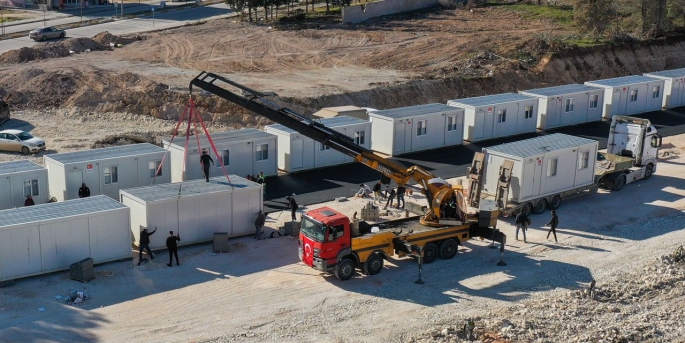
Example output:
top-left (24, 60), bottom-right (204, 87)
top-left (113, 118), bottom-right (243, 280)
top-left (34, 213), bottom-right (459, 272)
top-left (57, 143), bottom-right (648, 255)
top-left (669, 0), bottom-right (685, 26)
top-left (573, 0), bottom-right (616, 40)
top-left (225, 0), bottom-right (247, 13)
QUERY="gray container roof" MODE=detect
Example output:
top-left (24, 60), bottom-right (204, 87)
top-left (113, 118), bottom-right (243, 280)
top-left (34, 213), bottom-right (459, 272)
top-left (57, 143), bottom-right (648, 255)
top-left (448, 93), bottom-right (536, 108)
top-left (644, 68), bottom-right (685, 79)
top-left (485, 133), bottom-right (597, 158)
top-left (585, 75), bottom-right (661, 87)
top-left (369, 103), bottom-right (458, 119)
top-left (521, 84), bottom-right (603, 97)
top-left (266, 115), bottom-right (369, 134)
top-left (120, 175), bottom-right (260, 202)
top-left (0, 195), bottom-right (126, 228)
top-left (164, 128), bottom-right (275, 149)
top-left (45, 143), bottom-right (165, 165)
top-left (0, 160), bottom-right (45, 176)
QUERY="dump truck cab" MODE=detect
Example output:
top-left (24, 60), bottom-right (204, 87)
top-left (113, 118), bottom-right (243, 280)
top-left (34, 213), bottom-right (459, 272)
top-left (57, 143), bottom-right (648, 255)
top-left (298, 207), bottom-right (352, 274)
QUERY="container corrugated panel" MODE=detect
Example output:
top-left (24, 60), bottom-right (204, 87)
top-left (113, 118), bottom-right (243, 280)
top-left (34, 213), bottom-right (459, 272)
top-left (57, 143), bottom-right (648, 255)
top-left (0, 195), bottom-right (125, 227)
top-left (586, 75), bottom-right (661, 87)
top-left (121, 175), bottom-right (260, 202)
top-left (0, 160), bottom-right (44, 176)
top-left (486, 133), bottom-right (597, 158)
top-left (521, 84), bottom-right (603, 97)
top-left (369, 103), bottom-right (456, 119)
top-left (448, 93), bottom-right (535, 108)
top-left (45, 143), bottom-right (165, 165)
top-left (164, 128), bottom-right (275, 148)
top-left (267, 115), bottom-right (369, 134)
top-left (645, 68), bottom-right (685, 78)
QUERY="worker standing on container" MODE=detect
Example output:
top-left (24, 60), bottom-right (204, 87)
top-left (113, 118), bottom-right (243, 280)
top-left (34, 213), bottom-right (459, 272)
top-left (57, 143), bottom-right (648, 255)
top-left (78, 183), bottom-right (90, 198)
top-left (166, 231), bottom-right (181, 267)
top-left (254, 210), bottom-right (266, 240)
top-left (138, 227), bottom-right (156, 265)
top-left (200, 149), bottom-right (214, 182)
top-left (515, 211), bottom-right (528, 243)
top-left (286, 194), bottom-right (299, 221)
top-left (545, 210), bottom-right (559, 243)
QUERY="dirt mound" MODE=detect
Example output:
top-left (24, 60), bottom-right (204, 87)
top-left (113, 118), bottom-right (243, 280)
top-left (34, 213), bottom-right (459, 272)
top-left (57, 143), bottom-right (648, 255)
top-left (0, 38), bottom-right (106, 63)
top-left (92, 31), bottom-right (143, 46)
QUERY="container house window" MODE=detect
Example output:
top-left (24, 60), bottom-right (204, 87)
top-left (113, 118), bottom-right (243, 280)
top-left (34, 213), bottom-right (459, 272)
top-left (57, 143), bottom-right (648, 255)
top-left (256, 144), bottom-right (269, 161)
top-left (319, 143), bottom-right (330, 151)
top-left (652, 86), bottom-right (660, 98)
top-left (578, 151), bottom-right (589, 170)
top-left (524, 106), bottom-right (534, 119)
top-left (354, 130), bottom-right (365, 145)
top-left (23, 179), bottom-right (39, 197)
top-left (148, 160), bottom-right (162, 178)
top-left (447, 115), bottom-right (458, 131)
top-left (416, 120), bottom-right (427, 136)
top-left (104, 166), bottom-right (118, 184)
top-left (629, 89), bottom-right (638, 102)
top-left (564, 98), bottom-right (574, 112)
top-left (219, 150), bottom-right (229, 167)
top-left (547, 158), bottom-right (558, 177)
top-left (497, 109), bottom-right (506, 123)
top-left (589, 94), bottom-right (599, 108)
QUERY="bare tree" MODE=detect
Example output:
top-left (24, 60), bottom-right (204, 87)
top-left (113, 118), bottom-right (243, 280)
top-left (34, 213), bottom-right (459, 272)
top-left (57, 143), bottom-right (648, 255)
top-left (573, 0), bottom-right (616, 40)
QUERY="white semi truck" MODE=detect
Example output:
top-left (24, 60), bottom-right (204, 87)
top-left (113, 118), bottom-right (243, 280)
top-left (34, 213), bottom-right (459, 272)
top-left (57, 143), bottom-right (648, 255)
top-left (468, 115), bottom-right (662, 216)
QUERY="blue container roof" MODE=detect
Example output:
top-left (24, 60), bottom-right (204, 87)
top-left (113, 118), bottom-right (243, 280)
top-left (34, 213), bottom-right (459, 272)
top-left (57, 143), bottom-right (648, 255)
top-left (120, 175), bottom-right (260, 202)
top-left (45, 143), bottom-right (165, 165)
top-left (266, 115), bottom-right (369, 134)
top-left (448, 93), bottom-right (535, 108)
top-left (164, 128), bottom-right (275, 149)
top-left (0, 160), bottom-right (44, 176)
top-left (585, 75), bottom-right (661, 87)
top-left (369, 103), bottom-right (458, 119)
top-left (0, 196), bottom-right (126, 227)
top-left (521, 84), bottom-right (603, 97)
top-left (644, 68), bottom-right (685, 79)
top-left (485, 133), bottom-right (597, 158)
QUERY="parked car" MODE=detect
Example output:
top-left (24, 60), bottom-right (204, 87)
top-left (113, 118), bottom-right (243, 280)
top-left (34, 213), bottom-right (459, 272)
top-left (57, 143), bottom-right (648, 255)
top-left (0, 129), bottom-right (46, 154)
top-left (29, 27), bottom-right (66, 41)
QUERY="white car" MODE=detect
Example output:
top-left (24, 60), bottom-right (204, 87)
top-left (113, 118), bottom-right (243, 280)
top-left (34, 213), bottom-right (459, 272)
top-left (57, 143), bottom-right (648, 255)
top-left (0, 129), bottom-right (46, 154)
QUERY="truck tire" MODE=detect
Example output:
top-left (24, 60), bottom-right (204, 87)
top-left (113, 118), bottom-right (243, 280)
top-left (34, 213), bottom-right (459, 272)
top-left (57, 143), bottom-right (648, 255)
top-left (439, 239), bottom-right (458, 260)
top-left (335, 258), bottom-right (355, 281)
top-left (520, 202), bottom-right (533, 217)
top-left (364, 253), bottom-right (384, 275)
top-left (532, 198), bottom-right (547, 214)
top-left (644, 164), bottom-right (654, 179)
top-left (612, 175), bottom-right (626, 191)
top-left (548, 195), bottom-right (561, 210)
top-left (422, 243), bottom-right (438, 264)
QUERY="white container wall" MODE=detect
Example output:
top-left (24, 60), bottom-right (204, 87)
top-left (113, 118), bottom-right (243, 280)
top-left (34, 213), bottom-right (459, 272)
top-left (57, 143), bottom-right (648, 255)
top-left (482, 133), bottom-right (598, 204)
top-left (447, 93), bottom-right (538, 142)
top-left (520, 84), bottom-right (605, 130)
top-left (0, 196), bottom-right (131, 282)
top-left (120, 175), bottom-right (262, 250)
top-left (163, 129), bottom-right (278, 182)
top-left (0, 160), bottom-right (49, 210)
top-left (585, 75), bottom-right (665, 118)
top-left (644, 68), bottom-right (685, 109)
top-left (44, 143), bottom-right (171, 202)
top-left (264, 116), bottom-right (372, 172)
top-left (368, 103), bottom-right (464, 156)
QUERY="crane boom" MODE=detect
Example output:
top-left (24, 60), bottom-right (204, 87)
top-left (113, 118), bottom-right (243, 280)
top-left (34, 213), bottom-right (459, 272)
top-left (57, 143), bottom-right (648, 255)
top-left (189, 72), bottom-right (459, 224)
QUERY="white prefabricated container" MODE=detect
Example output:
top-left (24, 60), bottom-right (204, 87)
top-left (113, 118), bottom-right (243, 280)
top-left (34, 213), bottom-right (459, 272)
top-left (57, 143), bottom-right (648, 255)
top-left (447, 93), bottom-right (538, 142)
top-left (368, 103), bottom-right (464, 156)
top-left (0, 160), bottom-right (49, 210)
top-left (313, 106), bottom-right (369, 120)
top-left (0, 196), bottom-right (131, 282)
top-left (44, 143), bottom-right (171, 202)
top-left (120, 175), bottom-right (262, 250)
top-left (163, 129), bottom-right (277, 182)
top-left (264, 116), bottom-right (372, 172)
top-left (520, 84), bottom-right (605, 130)
top-left (585, 75), bottom-right (665, 118)
top-left (482, 133), bottom-right (598, 204)
top-left (644, 68), bottom-right (685, 109)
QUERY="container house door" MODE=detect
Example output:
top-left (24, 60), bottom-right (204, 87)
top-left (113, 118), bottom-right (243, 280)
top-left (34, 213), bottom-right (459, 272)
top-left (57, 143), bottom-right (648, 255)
top-left (393, 121), bottom-right (406, 154)
top-left (303, 139), bottom-right (315, 169)
top-left (611, 88), bottom-right (623, 116)
top-left (547, 98), bottom-right (560, 128)
top-left (674, 78), bottom-right (685, 107)
top-left (474, 110), bottom-right (485, 139)
top-left (291, 138), bottom-right (304, 170)
top-left (67, 170), bottom-right (83, 200)
top-left (521, 160), bottom-right (541, 199)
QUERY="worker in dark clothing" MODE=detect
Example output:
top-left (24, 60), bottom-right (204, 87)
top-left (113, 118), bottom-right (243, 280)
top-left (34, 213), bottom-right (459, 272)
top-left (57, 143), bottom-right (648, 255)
top-left (255, 210), bottom-right (266, 240)
top-left (384, 187), bottom-right (396, 210)
top-left (200, 150), bottom-right (214, 182)
top-left (138, 227), bottom-right (156, 265)
top-left (372, 181), bottom-right (382, 203)
top-left (515, 211), bottom-right (528, 243)
top-left (24, 195), bottom-right (35, 206)
top-left (396, 185), bottom-right (406, 208)
top-left (546, 210), bottom-right (559, 243)
top-left (166, 231), bottom-right (181, 267)
top-left (286, 195), bottom-right (299, 221)
top-left (78, 183), bottom-right (91, 198)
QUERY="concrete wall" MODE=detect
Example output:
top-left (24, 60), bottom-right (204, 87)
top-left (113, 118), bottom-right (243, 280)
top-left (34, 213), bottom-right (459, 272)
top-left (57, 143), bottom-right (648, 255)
top-left (342, 0), bottom-right (439, 24)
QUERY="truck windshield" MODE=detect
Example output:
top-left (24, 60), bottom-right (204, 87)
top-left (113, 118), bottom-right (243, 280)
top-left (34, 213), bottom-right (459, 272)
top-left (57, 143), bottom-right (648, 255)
top-left (300, 216), bottom-right (326, 242)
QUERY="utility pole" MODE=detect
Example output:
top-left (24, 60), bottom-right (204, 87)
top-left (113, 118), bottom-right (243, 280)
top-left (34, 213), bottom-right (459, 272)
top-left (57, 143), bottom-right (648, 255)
top-left (121, 0), bottom-right (124, 17)
top-left (43, 1), bottom-right (47, 26)
top-left (80, 0), bottom-right (84, 22)
top-left (1, 4), bottom-right (5, 36)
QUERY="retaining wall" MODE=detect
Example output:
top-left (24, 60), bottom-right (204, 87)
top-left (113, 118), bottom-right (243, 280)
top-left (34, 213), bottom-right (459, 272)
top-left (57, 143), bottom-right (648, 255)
top-left (342, 0), bottom-right (440, 24)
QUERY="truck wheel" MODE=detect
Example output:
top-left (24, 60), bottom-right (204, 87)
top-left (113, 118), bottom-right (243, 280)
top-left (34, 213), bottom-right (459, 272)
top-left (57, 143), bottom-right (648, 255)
top-left (520, 202), bottom-right (533, 217)
top-left (439, 239), bottom-right (458, 260)
top-left (364, 253), bottom-right (384, 275)
top-left (612, 175), bottom-right (626, 191)
top-left (548, 195), bottom-right (561, 210)
top-left (335, 258), bottom-right (355, 281)
top-left (422, 243), bottom-right (438, 264)
top-left (532, 199), bottom-right (547, 214)
top-left (644, 165), bottom-right (654, 179)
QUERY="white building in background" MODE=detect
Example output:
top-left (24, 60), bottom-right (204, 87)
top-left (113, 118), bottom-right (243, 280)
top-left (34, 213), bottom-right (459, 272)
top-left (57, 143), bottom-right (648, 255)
top-left (585, 75), bottom-right (665, 117)
top-left (644, 68), bottom-right (685, 109)
top-left (520, 84), bottom-right (605, 130)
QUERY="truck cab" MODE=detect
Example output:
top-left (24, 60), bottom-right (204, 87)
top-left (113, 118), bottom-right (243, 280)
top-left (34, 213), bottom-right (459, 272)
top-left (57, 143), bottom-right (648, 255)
top-left (298, 207), bottom-right (352, 275)
top-left (607, 115), bottom-right (661, 173)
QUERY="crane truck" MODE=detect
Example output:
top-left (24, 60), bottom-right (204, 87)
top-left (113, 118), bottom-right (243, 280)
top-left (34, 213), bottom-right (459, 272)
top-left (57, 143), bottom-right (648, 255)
top-left (189, 72), bottom-right (507, 281)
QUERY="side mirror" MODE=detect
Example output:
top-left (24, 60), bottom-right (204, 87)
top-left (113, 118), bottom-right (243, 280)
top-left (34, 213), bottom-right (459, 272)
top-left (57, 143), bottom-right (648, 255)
top-left (651, 135), bottom-right (662, 148)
